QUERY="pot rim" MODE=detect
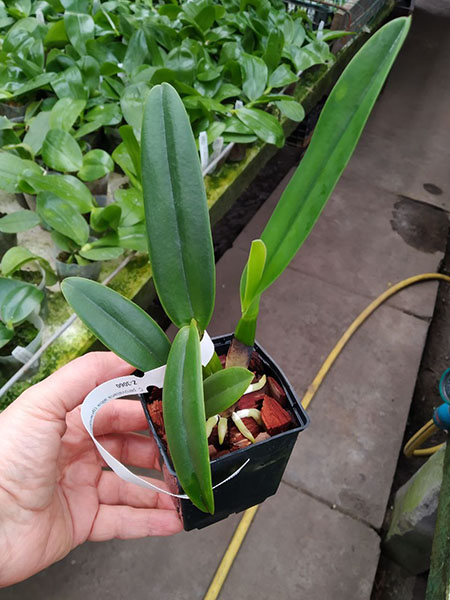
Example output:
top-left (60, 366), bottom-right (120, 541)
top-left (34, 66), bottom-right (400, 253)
top-left (140, 333), bottom-right (309, 479)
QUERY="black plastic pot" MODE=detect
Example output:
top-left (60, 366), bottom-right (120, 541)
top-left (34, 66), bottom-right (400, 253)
top-left (140, 333), bottom-right (309, 531)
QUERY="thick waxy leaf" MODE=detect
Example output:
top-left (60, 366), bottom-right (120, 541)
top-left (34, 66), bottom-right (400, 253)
top-left (8, 73), bottom-right (53, 99)
top-left (263, 30), bottom-right (284, 74)
top-left (51, 65), bottom-right (88, 100)
top-left (64, 11), bottom-right (95, 55)
top-left (275, 99), bottom-right (305, 122)
top-left (118, 125), bottom-right (141, 181)
top-left (42, 129), bottom-right (83, 172)
top-left (36, 192), bottom-right (89, 246)
top-left (235, 107), bottom-right (284, 147)
top-left (49, 98), bottom-right (86, 131)
top-left (78, 149), bottom-right (114, 182)
top-left (23, 110), bottom-right (51, 155)
top-left (61, 277), bottom-right (171, 371)
top-left (0, 246), bottom-right (57, 284)
top-left (90, 205), bottom-right (121, 232)
top-left (118, 224), bottom-right (148, 252)
top-left (163, 322), bottom-right (214, 514)
top-left (241, 53), bottom-right (268, 101)
top-left (121, 82), bottom-right (150, 138)
top-left (256, 18), bottom-right (411, 296)
top-left (77, 56), bottom-right (100, 96)
top-left (240, 239), bottom-right (266, 312)
top-left (78, 246), bottom-right (124, 261)
top-left (141, 83), bottom-right (215, 331)
top-left (0, 151), bottom-right (42, 193)
top-left (268, 64), bottom-right (298, 89)
top-left (20, 173), bottom-right (93, 212)
top-left (284, 40), bottom-right (332, 73)
top-left (1, 283), bottom-right (43, 326)
top-left (0, 210), bottom-right (40, 233)
top-left (115, 187), bottom-right (144, 226)
top-left (203, 367), bottom-right (254, 419)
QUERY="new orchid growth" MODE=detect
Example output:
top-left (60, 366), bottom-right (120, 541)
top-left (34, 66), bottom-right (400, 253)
top-left (62, 17), bottom-right (410, 513)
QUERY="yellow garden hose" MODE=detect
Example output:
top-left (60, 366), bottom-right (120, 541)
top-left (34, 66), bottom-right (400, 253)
top-left (203, 273), bottom-right (450, 600)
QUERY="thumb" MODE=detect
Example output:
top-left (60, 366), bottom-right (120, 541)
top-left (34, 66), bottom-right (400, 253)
top-left (19, 352), bottom-right (135, 421)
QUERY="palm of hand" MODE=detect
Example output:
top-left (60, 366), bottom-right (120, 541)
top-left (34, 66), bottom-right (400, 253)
top-left (0, 353), bottom-right (182, 588)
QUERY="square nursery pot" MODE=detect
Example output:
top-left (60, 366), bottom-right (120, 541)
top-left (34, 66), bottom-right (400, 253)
top-left (140, 333), bottom-right (309, 531)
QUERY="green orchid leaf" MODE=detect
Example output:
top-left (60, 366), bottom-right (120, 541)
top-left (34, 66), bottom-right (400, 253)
top-left (0, 322), bottom-right (14, 350)
top-left (123, 29), bottom-right (149, 73)
top-left (42, 129), bottom-right (83, 172)
top-left (118, 224), bottom-right (148, 253)
top-left (118, 125), bottom-right (141, 182)
top-left (0, 246), bottom-right (57, 284)
top-left (44, 19), bottom-right (69, 48)
top-left (115, 187), bottom-right (144, 227)
top-left (204, 367), bottom-right (254, 419)
top-left (268, 64), bottom-right (298, 89)
top-left (64, 11), bottom-right (95, 56)
top-left (78, 149), bottom-right (114, 182)
top-left (284, 40), bottom-right (332, 74)
top-left (214, 83), bottom-right (242, 103)
top-left (240, 239), bottom-right (266, 312)
top-left (77, 56), bottom-right (100, 96)
top-left (8, 73), bottom-right (53, 99)
top-left (51, 65), bottom-right (88, 100)
top-left (241, 53), bottom-right (268, 101)
top-left (256, 18), bottom-right (411, 298)
top-left (0, 151), bottom-right (42, 193)
top-left (141, 83), bottom-right (215, 331)
top-left (0, 117), bottom-right (13, 130)
top-left (61, 277), bottom-right (171, 371)
top-left (0, 210), bottom-right (40, 233)
top-left (163, 322), bottom-right (214, 514)
top-left (78, 246), bottom-right (124, 261)
top-left (235, 107), bottom-right (284, 147)
top-left (90, 205), bottom-right (121, 232)
top-left (50, 98), bottom-right (86, 131)
top-left (36, 192), bottom-right (89, 246)
top-left (1, 283), bottom-right (43, 326)
top-left (262, 29), bottom-right (284, 74)
top-left (222, 132), bottom-right (258, 144)
top-left (120, 82), bottom-right (150, 139)
top-left (111, 143), bottom-right (140, 189)
top-left (275, 99), bottom-right (305, 122)
top-left (51, 230), bottom-right (78, 253)
top-left (23, 110), bottom-right (51, 155)
top-left (19, 173), bottom-right (93, 212)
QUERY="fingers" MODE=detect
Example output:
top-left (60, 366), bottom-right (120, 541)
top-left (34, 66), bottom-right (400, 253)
top-left (89, 505), bottom-right (183, 541)
top-left (92, 398), bottom-right (150, 436)
top-left (97, 470), bottom-right (177, 510)
top-left (98, 432), bottom-right (161, 471)
top-left (21, 352), bottom-right (135, 421)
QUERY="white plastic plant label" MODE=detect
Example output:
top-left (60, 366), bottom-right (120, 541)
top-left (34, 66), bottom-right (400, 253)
top-left (81, 331), bottom-right (249, 499)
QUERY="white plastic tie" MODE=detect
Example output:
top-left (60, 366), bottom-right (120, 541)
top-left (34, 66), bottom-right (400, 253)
top-left (199, 131), bottom-right (209, 170)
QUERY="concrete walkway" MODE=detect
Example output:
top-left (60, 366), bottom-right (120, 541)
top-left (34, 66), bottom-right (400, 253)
top-left (2, 2), bottom-right (449, 599)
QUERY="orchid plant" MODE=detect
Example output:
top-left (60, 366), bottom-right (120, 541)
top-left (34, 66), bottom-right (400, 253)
top-left (61, 18), bottom-right (410, 514)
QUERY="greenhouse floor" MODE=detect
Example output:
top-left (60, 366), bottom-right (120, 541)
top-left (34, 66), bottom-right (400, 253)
top-left (2, 2), bottom-right (449, 599)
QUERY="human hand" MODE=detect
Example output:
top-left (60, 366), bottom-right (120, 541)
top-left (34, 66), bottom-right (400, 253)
top-left (0, 352), bottom-right (182, 588)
